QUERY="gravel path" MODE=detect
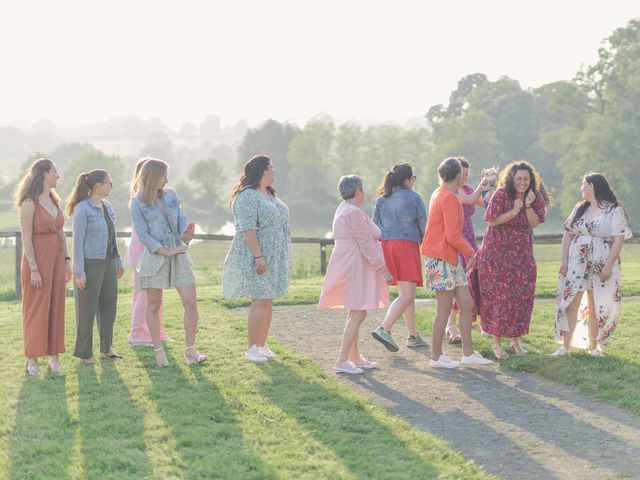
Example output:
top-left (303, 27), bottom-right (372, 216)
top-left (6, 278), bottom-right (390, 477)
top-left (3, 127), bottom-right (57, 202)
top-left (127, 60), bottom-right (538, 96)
top-left (266, 303), bottom-right (640, 480)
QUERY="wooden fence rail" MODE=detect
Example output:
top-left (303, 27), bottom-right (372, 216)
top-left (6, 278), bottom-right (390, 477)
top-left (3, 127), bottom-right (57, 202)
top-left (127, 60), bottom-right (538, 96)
top-left (3, 230), bottom-right (639, 300)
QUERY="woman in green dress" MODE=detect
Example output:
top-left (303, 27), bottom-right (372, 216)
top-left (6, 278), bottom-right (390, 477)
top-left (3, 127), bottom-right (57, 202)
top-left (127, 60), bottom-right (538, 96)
top-left (222, 155), bottom-right (291, 362)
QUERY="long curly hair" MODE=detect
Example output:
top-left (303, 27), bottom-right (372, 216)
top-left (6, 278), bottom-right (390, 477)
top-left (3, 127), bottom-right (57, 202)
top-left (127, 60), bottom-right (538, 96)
top-left (13, 158), bottom-right (60, 209)
top-left (497, 160), bottom-right (552, 208)
top-left (570, 173), bottom-right (619, 227)
top-left (229, 155), bottom-right (276, 205)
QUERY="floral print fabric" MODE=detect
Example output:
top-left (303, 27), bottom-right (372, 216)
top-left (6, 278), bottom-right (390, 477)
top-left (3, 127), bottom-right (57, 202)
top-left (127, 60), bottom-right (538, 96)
top-left (469, 188), bottom-right (545, 338)
top-left (222, 188), bottom-right (291, 300)
top-left (424, 256), bottom-right (468, 292)
top-left (555, 203), bottom-right (632, 348)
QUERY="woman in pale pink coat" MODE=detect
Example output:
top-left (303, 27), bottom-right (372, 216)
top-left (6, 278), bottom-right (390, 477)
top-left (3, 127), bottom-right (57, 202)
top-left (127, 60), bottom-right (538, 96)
top-left (319, 175), bottom-right (392, 375)
top-left (126, 159), bottom-right (168, 346)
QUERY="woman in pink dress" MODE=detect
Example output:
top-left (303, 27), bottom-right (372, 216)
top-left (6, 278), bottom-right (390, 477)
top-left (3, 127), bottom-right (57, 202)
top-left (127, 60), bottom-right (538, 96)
top-left (469, 160), bottom-right (551, 360)
top-left (318, 175), bottom-right (392, 375)
top-left (126, 158), bottom-right (168, 346)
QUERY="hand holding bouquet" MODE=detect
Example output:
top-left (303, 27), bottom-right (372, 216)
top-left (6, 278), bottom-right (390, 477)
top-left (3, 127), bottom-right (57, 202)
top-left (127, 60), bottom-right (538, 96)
top-left (480, 167), bottom-right (499, 190)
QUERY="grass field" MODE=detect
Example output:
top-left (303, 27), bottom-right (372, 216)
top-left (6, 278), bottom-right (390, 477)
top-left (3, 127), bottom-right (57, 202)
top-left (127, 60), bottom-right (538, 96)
top-left (1, 240), bottom-right (639, 478)
top-left (0, 287), bottom-right (493, 480)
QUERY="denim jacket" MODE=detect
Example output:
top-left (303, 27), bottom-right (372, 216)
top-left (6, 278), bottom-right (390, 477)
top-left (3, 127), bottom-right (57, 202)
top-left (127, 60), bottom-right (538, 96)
top-left (72, 198), bottom-right (122, 279)
top-left (372, 187), bottom-right (427, 244)
top-left (130, 187), bottom-right (188, 253)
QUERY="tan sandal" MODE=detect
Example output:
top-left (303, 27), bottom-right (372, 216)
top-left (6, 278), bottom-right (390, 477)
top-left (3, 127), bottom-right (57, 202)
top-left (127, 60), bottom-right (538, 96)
top-left (446, 324), bottom-right (462, 344)
top-left (492, 344), bottom-right (509, 360)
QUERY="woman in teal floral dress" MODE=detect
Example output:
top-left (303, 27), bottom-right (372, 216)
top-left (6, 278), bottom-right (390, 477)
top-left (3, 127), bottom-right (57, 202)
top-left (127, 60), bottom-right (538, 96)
top-left (553, 173), bottom-right (631, 357)
top-left (223, 155), bottom-right (291, 362)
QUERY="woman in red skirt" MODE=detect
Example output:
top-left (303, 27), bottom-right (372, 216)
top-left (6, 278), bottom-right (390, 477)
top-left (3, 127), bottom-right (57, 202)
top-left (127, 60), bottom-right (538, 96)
top-left (371, 164), bottom-right (428, 352)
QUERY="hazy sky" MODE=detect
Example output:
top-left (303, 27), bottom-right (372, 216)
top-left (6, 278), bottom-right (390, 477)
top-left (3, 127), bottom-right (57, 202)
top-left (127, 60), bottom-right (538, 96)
top-left (1, 0), bottom-right (638, 129)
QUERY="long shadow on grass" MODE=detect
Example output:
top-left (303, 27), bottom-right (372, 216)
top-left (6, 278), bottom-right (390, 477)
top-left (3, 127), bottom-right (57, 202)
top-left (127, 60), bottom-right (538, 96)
top-left (132, 348), bottom-right (278, 480)
top-left (8, 375), bottom-right (74, 480)
top-left (76, 361), bottom-right (152, 479)
top-left (452, 367), bottom-right (640, 477)
top-left (351, 371), bottom-right (555, 480)
top-left (257, 361), bottom-right (485, 480)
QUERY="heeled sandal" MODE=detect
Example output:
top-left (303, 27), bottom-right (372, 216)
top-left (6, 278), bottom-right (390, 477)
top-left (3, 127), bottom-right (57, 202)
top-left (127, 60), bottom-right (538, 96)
top-left (25, 358), bottom-right (40, 376)
top-left (154, 347), bottom-right (169, 367)
top-left (492, 344), bottom-right (509, 360)
top-left (445, 324), bottom-right (462, 344)
top-left (510, 342), bottom-right (528, 356)
top-left (184, 346), bottom-right (207, 365)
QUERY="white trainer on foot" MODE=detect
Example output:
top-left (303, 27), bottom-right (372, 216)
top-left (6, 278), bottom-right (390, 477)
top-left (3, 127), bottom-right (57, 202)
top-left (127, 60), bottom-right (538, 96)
top-left (460, 352), bottom-right (493, 366)
top-left (551, 346), bottom-right (569, 358)
top-left (430, 355), bottom-right (459, 369)
top-left (259, 344), bottom-right (277, 359)
top-left (334, 360), bottom-right (364, 374)
top-left (589, 347), bottom-right (603, 357)
top-left (245, 345), bottom-right (267, 362)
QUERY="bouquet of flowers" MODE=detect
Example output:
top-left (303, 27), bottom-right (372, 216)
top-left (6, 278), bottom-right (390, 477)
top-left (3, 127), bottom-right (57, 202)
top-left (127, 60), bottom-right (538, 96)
top-left (480, 167), bottom-right (499, 190)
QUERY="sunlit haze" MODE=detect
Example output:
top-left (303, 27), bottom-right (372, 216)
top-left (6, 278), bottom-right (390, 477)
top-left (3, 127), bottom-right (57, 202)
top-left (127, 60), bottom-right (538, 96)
top-left (1, 0), bottom-right (638, 128)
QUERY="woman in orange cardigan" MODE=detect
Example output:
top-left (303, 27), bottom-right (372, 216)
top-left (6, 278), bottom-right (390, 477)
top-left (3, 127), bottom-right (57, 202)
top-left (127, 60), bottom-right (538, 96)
top-left (421, 158), bottom-right (493, 369)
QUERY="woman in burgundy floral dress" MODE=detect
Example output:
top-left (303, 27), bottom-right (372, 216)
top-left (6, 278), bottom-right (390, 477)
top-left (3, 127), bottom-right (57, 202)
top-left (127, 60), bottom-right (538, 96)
top-left (469, 161), bottom-right (551, 360)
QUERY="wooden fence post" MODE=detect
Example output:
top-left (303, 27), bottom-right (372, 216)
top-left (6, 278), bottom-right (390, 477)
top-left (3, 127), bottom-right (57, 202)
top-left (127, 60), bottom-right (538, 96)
top-left (15, 231), bottom-right (22, 300)
top-left (320, 242), bottom-right (327, 275)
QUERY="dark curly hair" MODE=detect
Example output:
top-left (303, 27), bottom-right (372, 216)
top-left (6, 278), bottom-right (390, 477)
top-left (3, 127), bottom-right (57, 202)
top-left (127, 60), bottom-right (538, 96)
top-left (497, 160), bottom-right (552, 209)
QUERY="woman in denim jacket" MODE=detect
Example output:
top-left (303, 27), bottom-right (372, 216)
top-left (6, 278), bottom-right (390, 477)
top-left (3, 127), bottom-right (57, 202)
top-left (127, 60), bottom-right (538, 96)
top-left (67, 169), bottom-right (124, 363)
top-left (371, 164), bottom-right (428, 352)
top-left (130, 158), bottom-right (206, 367)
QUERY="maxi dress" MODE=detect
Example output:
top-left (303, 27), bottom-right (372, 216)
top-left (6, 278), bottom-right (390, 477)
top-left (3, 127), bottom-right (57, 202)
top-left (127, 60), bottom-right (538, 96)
top-left (469, 188), bottom-right (545, 338)
top-left (21, 199), bottom-right (66, 357)
top-left (222, 188), bottom-right (291, 300)
top-left (318, 201), bottom-right (389, 310)
top-left (555, 203), bottom-right (632, 348)
top-left (452, 184), bottom-right (480, 318)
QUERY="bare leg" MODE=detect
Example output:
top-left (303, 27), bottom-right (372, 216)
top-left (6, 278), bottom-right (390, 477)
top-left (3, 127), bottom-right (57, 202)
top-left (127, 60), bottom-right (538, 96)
top-left (338, 310), bottom-right (367, 363)
top-left (586, 290), bottom-right (598, 350)
top-left (176, 284), bottom-right (198, 347)
top-left (562, 292), bottom-right (584, 349)
top-left (381, 281), bottom-right (417, 335)
top-left (454, 285), bottom-right (474, 357)
top-left (248, 299), bottom-right (270, 347)
top-left (432, 291), bottom-right (454, 360)
top-left (145, 288), bottom-right (164, 348)
top-left (257, 300), bottom-right (273, 347)
top-left (447, 309), bottom-right (459, 331)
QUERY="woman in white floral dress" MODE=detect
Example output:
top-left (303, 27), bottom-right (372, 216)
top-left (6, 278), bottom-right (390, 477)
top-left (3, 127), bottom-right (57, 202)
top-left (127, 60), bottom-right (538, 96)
top-left (222, 155), bottom-right (291, 362)
top-left (553, 173), bottom-right (632, 357)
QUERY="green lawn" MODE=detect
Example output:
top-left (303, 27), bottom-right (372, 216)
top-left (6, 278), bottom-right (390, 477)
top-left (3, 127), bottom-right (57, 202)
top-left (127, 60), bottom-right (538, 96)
top-left (414, 301), bottom-right (640, 416)
top-left (0, 287), bottom-right (493, 480)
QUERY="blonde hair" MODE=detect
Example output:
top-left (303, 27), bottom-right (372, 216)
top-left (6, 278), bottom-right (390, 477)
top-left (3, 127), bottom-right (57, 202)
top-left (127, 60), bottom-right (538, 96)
top-left (131, 156), bottom-right (151, 197)
top-left (13, 158), bottom-right (60, 209)
top-left (131, 158), bottom-right (168, 205)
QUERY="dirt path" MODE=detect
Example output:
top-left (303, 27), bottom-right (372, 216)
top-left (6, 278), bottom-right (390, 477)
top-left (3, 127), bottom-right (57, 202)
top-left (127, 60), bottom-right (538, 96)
top-left (267, 303), bottom-right (640, 480)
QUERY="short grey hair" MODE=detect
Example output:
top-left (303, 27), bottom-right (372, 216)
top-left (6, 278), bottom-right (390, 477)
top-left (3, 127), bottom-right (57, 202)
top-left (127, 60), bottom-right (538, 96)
top-left (338, 175), bottom-right (363, 200)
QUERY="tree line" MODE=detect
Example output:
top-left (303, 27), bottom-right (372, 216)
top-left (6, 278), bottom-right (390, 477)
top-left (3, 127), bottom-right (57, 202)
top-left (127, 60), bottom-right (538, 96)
top-left (2, 18), bottom-right (638, 234)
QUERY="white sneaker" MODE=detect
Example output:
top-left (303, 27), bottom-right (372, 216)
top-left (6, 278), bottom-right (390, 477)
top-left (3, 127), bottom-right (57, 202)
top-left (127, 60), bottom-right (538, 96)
top-left (334, 360), bottom-right (364, 374)
top-left (245, 345), bottom-right (267, 362)
top-left (551, 346), bottom-right (569, 358)
top-left (259, 344), bottom-right (277, 359)
top-left (589, 347), bottom-right (603, 357)
top-left (430, 355), bottom-right (459, 369)
top-left (460, 352), bottom-right (493, 366)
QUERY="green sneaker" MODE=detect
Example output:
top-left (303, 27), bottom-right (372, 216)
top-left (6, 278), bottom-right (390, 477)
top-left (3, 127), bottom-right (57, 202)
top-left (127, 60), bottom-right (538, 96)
top-left (371, 326), bottom-right (399, 352)
top-left (406, 332), bottom-right (428, 348)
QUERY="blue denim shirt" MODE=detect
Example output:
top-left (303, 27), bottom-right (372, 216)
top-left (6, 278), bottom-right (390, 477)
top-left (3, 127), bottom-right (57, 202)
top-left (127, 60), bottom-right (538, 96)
top-left (372, 187), bottom-right (427, 244)
top-left (72, 198), bottom-right (122, 279)
top-left (130, 187), bottom-right (188, 253)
